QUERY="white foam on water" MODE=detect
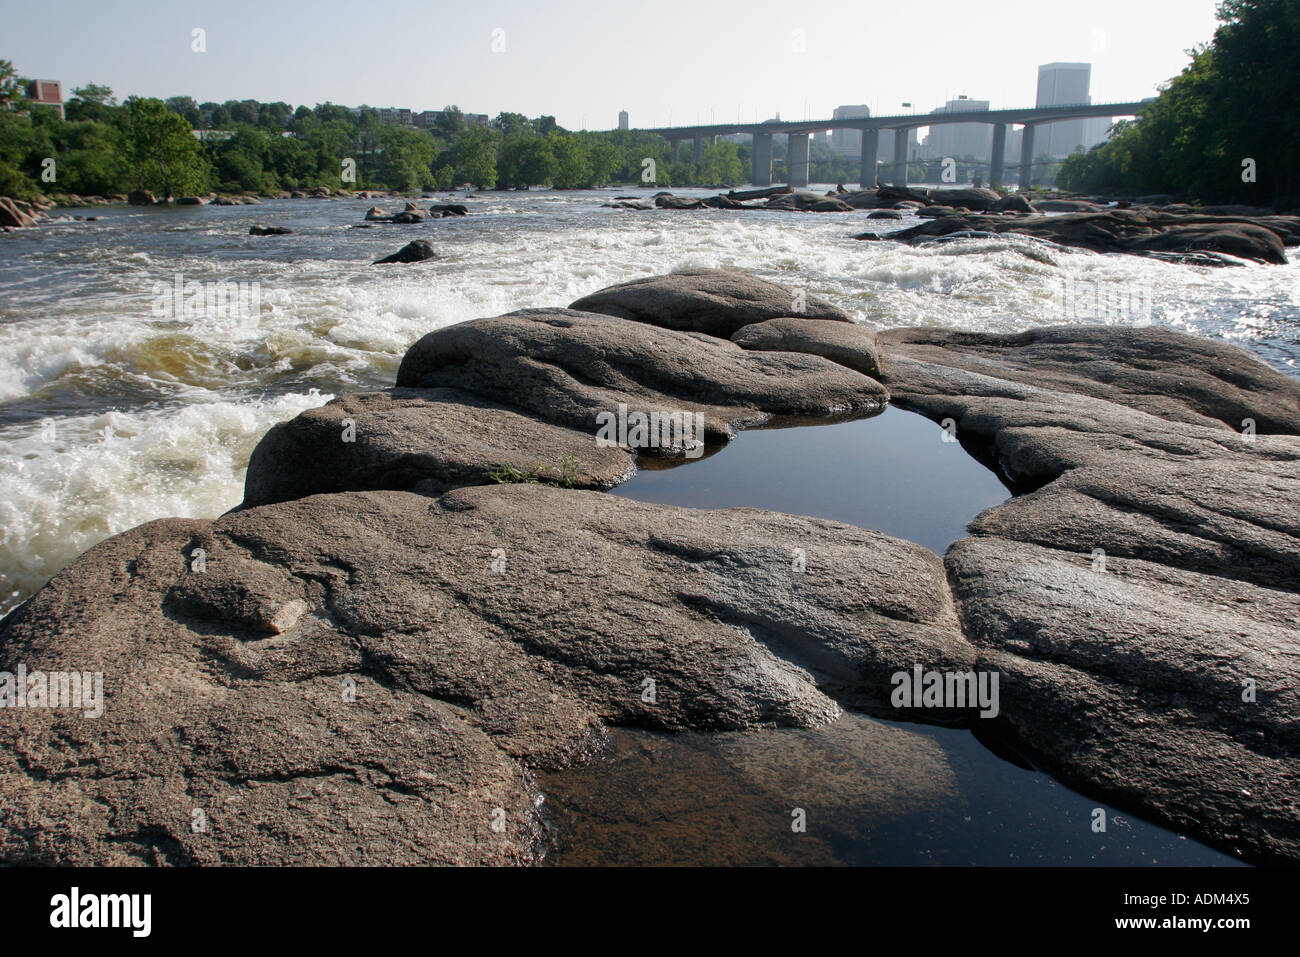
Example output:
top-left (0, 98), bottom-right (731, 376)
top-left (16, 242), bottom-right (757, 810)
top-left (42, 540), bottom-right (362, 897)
top-left (0, 389), bottom-right (330, 616)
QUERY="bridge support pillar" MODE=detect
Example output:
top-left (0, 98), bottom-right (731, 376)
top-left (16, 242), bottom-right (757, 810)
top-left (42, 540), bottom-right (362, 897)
top-left (859, 129), bottom-right (879, 188)
top-left (693, 133), bottom-right (703, 169)
top-left (989, 124), bottom-right (1007, 187)
top-left (891, 129), bottom-right (910, 186)
top-left (1019, 123), bottom-right (1036, 189)
top-left (788, 132), bottom-right (810, 188)
top-left (752, 133), bottom-right (772, 186)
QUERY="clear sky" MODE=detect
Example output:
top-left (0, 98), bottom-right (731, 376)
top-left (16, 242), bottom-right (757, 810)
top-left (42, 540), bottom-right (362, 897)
top-left (6, 0), bottom-right (1222, 129)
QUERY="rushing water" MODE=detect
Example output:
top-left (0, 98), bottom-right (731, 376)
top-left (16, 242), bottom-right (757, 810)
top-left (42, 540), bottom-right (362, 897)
top-left (1, 187), bottom-right (1297, 615)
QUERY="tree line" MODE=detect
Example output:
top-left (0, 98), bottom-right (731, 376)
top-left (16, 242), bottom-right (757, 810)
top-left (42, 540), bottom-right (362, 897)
top-left (0, 67), bottom-right (767, 197)
top-left (1059, 0), bottom-right (1298, 209)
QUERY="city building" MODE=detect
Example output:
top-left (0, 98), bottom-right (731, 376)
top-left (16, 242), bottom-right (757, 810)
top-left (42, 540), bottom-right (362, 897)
top-left (829, 105), bottom-right (871, 157)
top-left (922, 96), bottom-right (992, 160)
top-left (25, 79), bottom-right (63, 118)
top-left (1036, 63), bottom-right (1111, 157)
top-left (618, 110), bottom-right (629, 130)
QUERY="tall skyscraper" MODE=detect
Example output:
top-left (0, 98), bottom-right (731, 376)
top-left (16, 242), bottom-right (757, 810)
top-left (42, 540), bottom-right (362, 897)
top-left (618, 110), bottom-right (629, 131)
top-left (1036, 63), bottom-right (1111, 157)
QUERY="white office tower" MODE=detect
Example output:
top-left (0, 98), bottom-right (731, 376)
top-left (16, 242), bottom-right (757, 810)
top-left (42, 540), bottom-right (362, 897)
top-left (924, 97), bottom-right (992, 160)
top-left (1036, 62), bottom-right (1112, 157)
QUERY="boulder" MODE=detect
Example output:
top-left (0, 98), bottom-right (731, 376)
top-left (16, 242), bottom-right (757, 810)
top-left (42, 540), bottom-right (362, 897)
top-left (126, 189), bottom-right (156, 205)
top-left (364, 206), bottom-right (389, 221)
top-left (929, 187), bottom-right (1002, 211)
top-left (867, 210), bottom-right (902, 220)
top-left (241, 388), bottom-right (636, 508)
top-left (249, 225), bottom-right (292, 236)
top-left (372, 240), bottom-right (438, 265)
top-left (0, 483), bottom-right (969, 864)
top-left (837, 189), bottom-right (880, 209)
top-left (174, 196), bottom-right (207, 206)
top-left (427, 203), bottom-right (468, 216)
top-left (993, 194), bottom-right (1036, 213)
top-left (653, 194), bottom-right (705, 210)
top-left (732, 317), bottom-right (883, 378)
top-left (569, 267), bottom-right (851, 338)
top-left (396, 308), bottom-right (887, 446)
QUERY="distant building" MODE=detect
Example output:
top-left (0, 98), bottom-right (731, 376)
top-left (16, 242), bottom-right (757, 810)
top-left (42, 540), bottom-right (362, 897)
top-left (922, 97), bottom-right (992, 161)
top-left (1036, 63), bottom-right (1111, 157)
top-left (618, 110), bottom-right (629, 130)
top-left (830, 105), bottom-right (871, 157)
top-left (413, 110), bottom-right (490, 130)
top-left (191, 129), bottom-right (236, 142)
top-left (378, 107), bottom-right (413, 126)
top-left (26, 79), bottom-right (63, 118)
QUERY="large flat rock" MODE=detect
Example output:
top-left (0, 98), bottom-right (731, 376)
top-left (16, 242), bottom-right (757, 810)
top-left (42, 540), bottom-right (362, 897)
top-left (732, 317), bottom-right (883, 379)
top-left (0, 484), bottom-right (968, 864)
top-left (876, 323), bottom-right (1300, 863)
top-left (880, 325), bottom-right (1300, 434)
top-left (242, 387), bottom-right (635, 508)
top-left (569, 267), bottom-right (852, 338)
top-left (396, 308), bottom-right (887, 448)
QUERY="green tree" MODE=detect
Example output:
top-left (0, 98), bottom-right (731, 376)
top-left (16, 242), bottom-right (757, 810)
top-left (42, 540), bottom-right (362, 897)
top-left (49, 119), bottom-right (126, 194)
top-left (379, 125), bottom-right (436, 190)
top-left (700, 141), bottom-right (743, 185)
top-left (434, 105), bottom-right (465, 136)
top-left (451, 125), bottom-right (498, 187)
top-left (498, 135), bottom-right (557, 188)
top-left (548, 132), bottom-right (591, 188)
top-left (122, 96), bottom-right (208, 196)
top-left (0, 60), bottom-right (27, 109)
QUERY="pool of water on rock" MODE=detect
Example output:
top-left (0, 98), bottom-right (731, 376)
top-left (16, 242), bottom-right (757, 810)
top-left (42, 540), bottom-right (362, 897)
top-left (539, 406), bottom-right (1243, 866)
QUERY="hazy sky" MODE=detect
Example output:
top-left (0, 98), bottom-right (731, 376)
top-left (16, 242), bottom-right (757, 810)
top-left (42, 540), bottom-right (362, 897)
top-left (7, 0), bottom-right (1222, 129)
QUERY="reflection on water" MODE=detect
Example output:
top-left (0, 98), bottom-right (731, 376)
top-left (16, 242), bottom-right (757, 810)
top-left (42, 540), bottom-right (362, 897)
top-left (554, 407), bottom-right (1244, 866)
top-left (541, 716), bottom-right (1242, 866)
top-left (613, 405), bottom-right (1011, 555)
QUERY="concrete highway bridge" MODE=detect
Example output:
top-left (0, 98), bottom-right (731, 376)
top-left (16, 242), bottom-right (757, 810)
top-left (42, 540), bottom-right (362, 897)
top-left (637, 101), bottom-right (1150, 189)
